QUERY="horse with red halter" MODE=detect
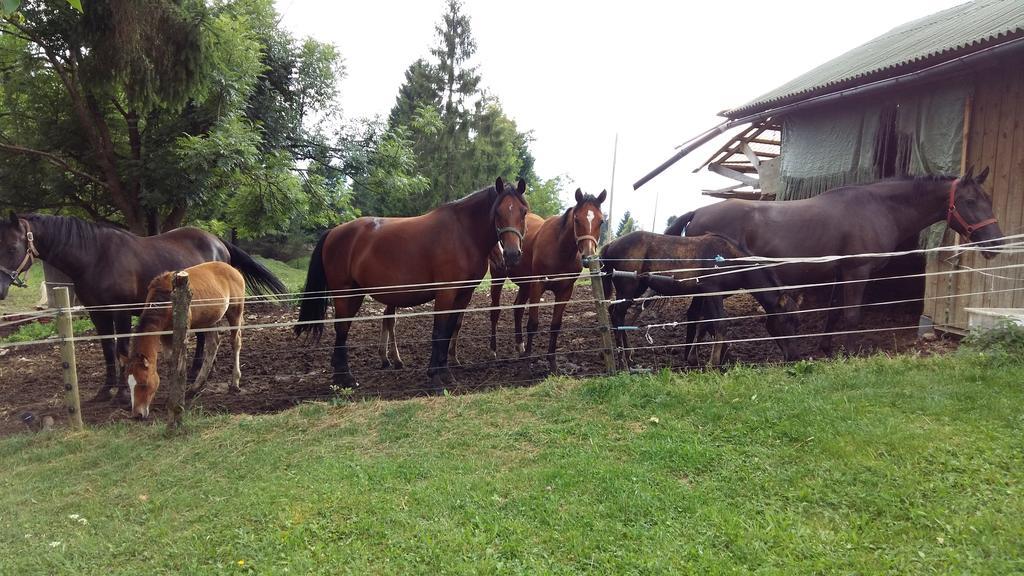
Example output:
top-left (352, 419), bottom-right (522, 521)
top-left (295, 178), bottom-right (530, 392)
top-left (124, 262), bottom-right (245, 419)
top-left (0, 212), bottom-right (286, 403)
top-left (517, 189), bottom-right (606, 373)
top-left (666, 168), bottom-right (1005, 353)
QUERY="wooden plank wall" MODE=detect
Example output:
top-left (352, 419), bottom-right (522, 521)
top-left (923, 58), bottom-right (1024, 331)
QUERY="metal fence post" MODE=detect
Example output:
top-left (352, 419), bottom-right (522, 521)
top-left (54, 287), bottom-right (84, 431)
top-left (586, 257), bottom-right (617, 375)
top-left (166, 271), bottom-right (192, 431)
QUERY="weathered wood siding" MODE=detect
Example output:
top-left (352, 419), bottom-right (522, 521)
top-left (924, 58), bottom-right (1024, 331)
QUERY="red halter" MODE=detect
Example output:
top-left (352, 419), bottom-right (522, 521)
top-left (947, 178), bottom-right (998, 240)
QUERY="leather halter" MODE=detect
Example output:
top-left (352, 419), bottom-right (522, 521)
top-left (1, 218), bottom-right (39, 288)
top-left (947, 178), bottom-right (998, 240)
top-left (575, 234), bottom-right (600, 250)
top-left (496, 226), bottom-right (525, 243)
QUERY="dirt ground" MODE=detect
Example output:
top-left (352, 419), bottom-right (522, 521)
top-left (0, 284), bottom-right (957, 435)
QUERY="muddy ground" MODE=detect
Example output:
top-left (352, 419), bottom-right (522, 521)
top-left (0, 285), bottom-right (956, 435)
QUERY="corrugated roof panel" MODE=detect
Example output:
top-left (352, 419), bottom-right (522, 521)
top-left (724, 0), bottom-right (1024, 117)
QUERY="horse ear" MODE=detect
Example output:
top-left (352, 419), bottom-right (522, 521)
top-left (574, 188), bottom-right (583, 203)
top-left (516, 178), bottom-right (527, 196)
top-left (963, 165), bottom-right (974, 181)
top-left (8, 211), bottom-right (17, 225)
top-left (795, 293), bottom-right (805, 308)
top-left (494, 177), bottom-right (506, 193)
top-left (976, 166), bottom-right (990, 184)
top-left (597, 189), bottom-right (607, 204)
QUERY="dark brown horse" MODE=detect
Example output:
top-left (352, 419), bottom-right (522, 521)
top-left (665, 169), bottom-right (1004, 352)
top-left (295, 178), bottom-right (530, 391)
top-left (601, 231), bottom-right (802, 367)
top-left (0, 212), bottom-right (286, 402)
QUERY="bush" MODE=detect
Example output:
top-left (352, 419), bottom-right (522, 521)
top-left (961, 319), bottom-right (1024, 359)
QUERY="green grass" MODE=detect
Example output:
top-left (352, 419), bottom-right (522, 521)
top-left (0, 265), bottom-right (44, 317)
top-left (255, 255), bottom-right (307, 294)
top-left (1, 354), bottom-right (1022, 574)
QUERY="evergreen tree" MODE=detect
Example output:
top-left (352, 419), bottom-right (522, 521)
top-left (616, 210), bottom-right (638, 237)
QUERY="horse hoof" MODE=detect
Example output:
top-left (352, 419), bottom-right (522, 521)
top-left (111, 389), bottom-right (131, 406)
top-left (392, 360), bottom-right (405, 370)
top-left (379, 360), bottom-right (392, 370)
top-left (228, 385), bottom-right (241, 394)
top-left (332, 373), bottom-right (359, 390)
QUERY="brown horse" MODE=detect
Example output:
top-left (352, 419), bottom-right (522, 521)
top-left (295, 178), bottom-right (530, 391)
top-left (124, 262), bottom-right (245, 419)
top-left (377, 243), bottom-right (514, 369)
top-left (0, 213), bottom-right (285, 402)
top-left (601, 231), bottom-right (802, 367)
top-left (486, 213), bottom-right (545, 357)
top-left (666, 169), bottom-right (1004, 352)
top-left (518, 189), bottom-right (606, 372)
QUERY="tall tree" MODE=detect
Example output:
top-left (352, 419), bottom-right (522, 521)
top-left (0, 0), bottom-right (345, 236)
top-left (615, 210), bottom-right (638, 237)
top-left (430, 0), bottom-right (478, 203)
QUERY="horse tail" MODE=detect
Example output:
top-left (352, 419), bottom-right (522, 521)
top-left (224, 241), bottom-right (289, 298)
top-left (664, 211), bottom-right (695, 236)
top-left (295, 231), bottom-right (330, 342)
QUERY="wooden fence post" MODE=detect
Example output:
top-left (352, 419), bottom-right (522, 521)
top-left (165, 272), bottom-right (192, 431)
top-left (54, 287), bottom-right (83, 431)
top-left (586, 256), bottom-right (617, 375)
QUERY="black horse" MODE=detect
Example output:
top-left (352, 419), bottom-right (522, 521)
top-left (0, 212), bottom-right (286, 402)
top-left (666, 168), bottom-right (1005, 352)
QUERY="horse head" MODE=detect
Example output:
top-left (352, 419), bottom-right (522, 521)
top-left (571, 189), bottom-right (607, 260)
top-left (492, 177), bottom-right (530, 267)
top-left (951, 166), bottom-right (1003, 259)
top-left (125, 350), bottom-right (160, 419)
top-left (767, 291), bottom-right (804, 362)
top-left (0, 212), bottom-right (37, 300)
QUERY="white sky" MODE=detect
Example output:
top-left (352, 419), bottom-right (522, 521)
top-left (278, 0), bottom-right (963, 230)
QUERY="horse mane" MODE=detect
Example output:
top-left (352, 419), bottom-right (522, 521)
top-left (136, 273), bottom-right (175, 332)
top-left (22, 214), bottom-right (132, 251)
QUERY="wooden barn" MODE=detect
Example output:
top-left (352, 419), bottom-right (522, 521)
top-left (637, 0), bottom-right (1024, 333)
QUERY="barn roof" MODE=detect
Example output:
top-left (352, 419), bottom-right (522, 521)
top-left (722, 0), bottom-right (1024, 119)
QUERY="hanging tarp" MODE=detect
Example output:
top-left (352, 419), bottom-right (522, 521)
top-left (894, 84), bottom-right (971, 250)
top-left (779, 104), bottom-right (882, 201)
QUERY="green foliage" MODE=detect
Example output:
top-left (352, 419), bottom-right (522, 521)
top-left (1, 355), bottom-right (1023, 572)
top-left (615, 210), bottom-right (638, 237)
top-left (0, 0), bottom-right (347, 237)
top-left (0, 317), bottom-right (92, 344)
top-left (359, 0), bottom-right (554, 217)
top-left (961, 320), bottom-right (1024, 361)
top-left (527, 174), bottom-right (567, 218)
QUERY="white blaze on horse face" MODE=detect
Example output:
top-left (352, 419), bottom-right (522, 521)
top-left (586, 209), bottom-right (595, 234)
top-left (127, 374), bottom-right (137, 411)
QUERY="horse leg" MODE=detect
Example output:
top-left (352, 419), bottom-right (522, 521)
top-left (684, 296), bottom-right (704, 366)
top-left (448, 312), bottom-right (464, 367)
top-left (545, 284), bottom-right (574, 373)
top-left (387, 309), bottom-right (404, 369)
top-left (379, 305), bottom-right (396, 369)
top-left (489, 279), bottom-right (504, 359)
top-left (227, 303), bottom-right (244, 392)
top-left (110, 312), bottom-right (133, 405)
top-left (707, 297), bottom-right (730, 368)
top-left (609, 299), bottom-right (632, 369)
top-left (426, 289), bottom-right (463, 392)
top-left (188, 333), bottom-right (206, 384)
top-left (87, 312), bottom-right (118, 403)
top-left (819, 280), bottom-right (843, 356)
top-left (331, 293), bottom-right (365, 389)
top-left (512, 285), bottom-right (529, 355)
top-left (838, 267), bottom-right (871, 354)
top-left (523, 281), bottom-right (544, 359)
top-left (188, 331), bottom-right (222, 400)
